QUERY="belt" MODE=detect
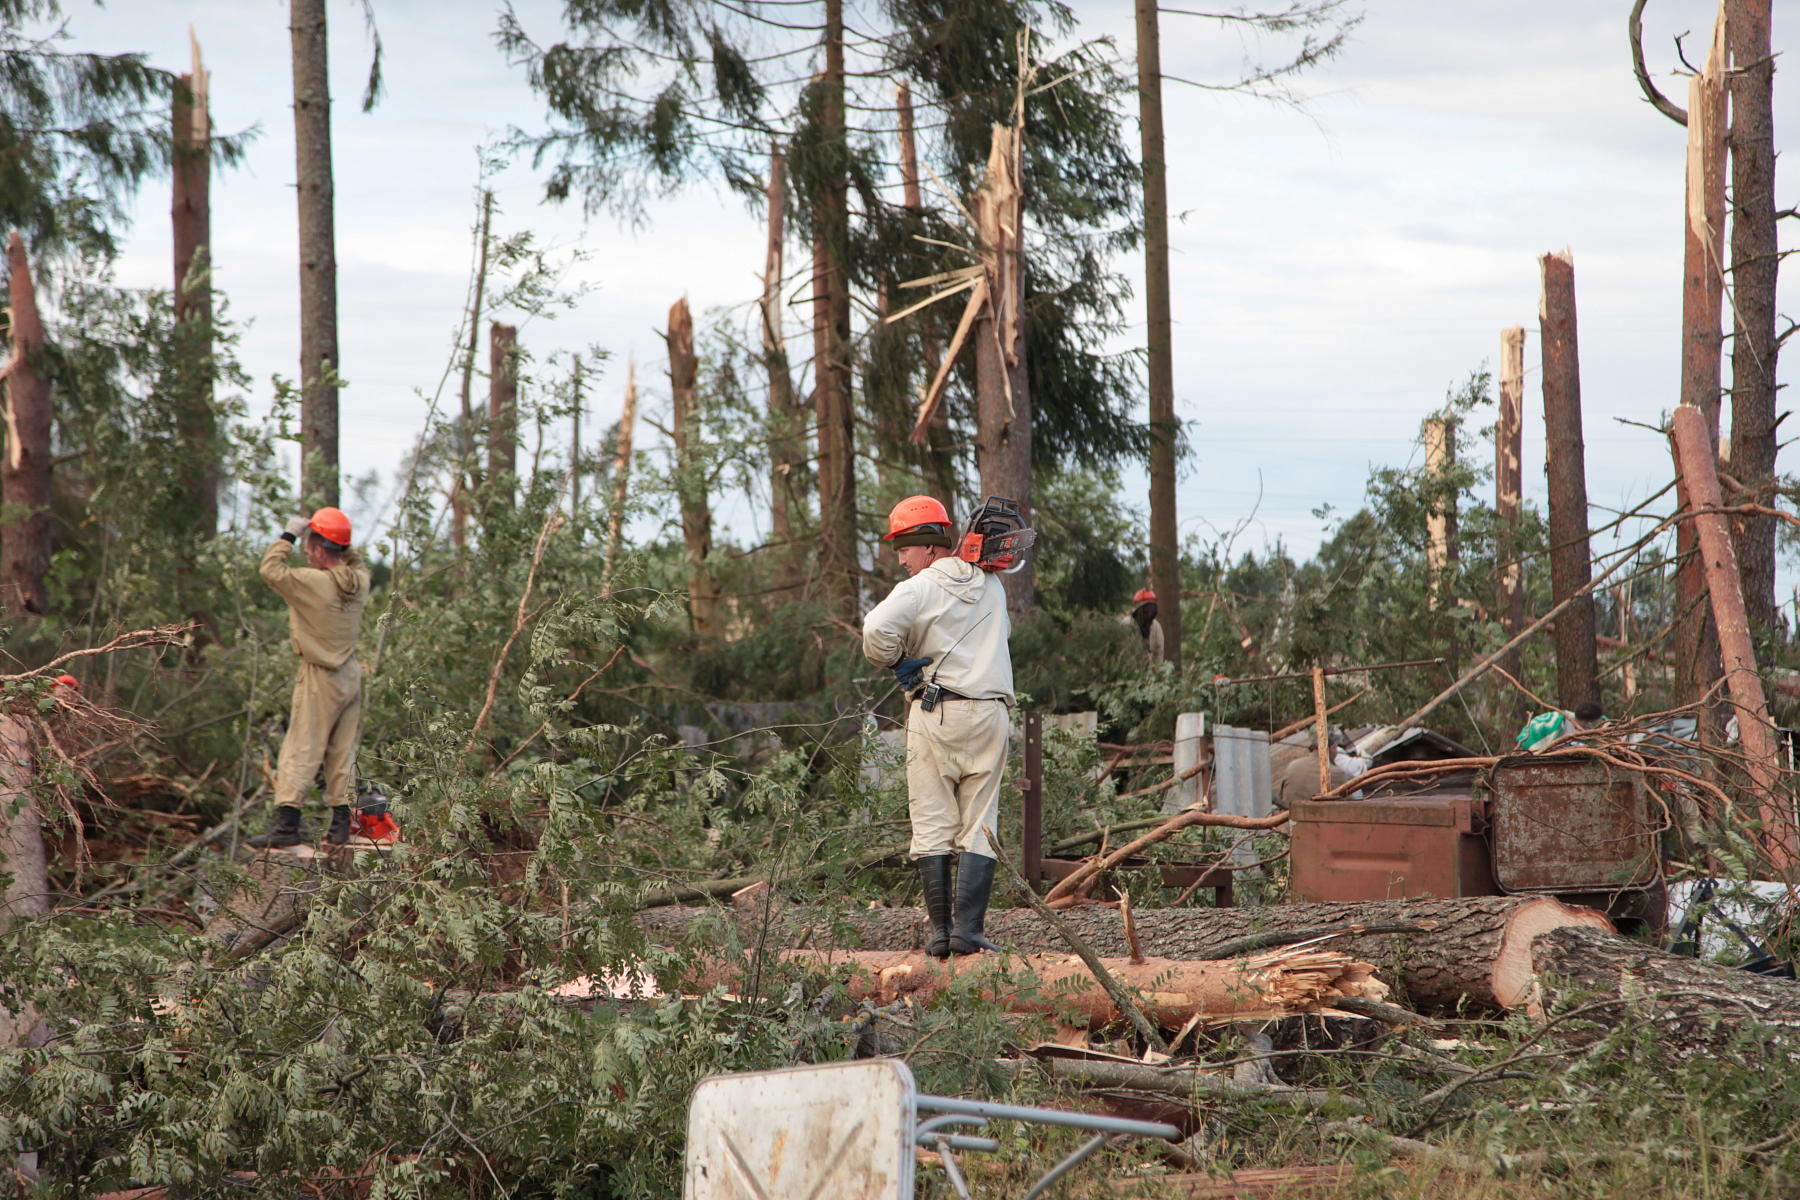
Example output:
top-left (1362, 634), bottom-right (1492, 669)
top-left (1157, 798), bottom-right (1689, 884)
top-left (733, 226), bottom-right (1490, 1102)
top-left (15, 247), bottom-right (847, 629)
top-left (913, 687), bottom-right (993, 703)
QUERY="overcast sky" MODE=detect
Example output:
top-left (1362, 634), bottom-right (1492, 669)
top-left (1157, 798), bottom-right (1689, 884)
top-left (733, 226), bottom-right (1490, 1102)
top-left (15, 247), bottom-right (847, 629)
top-left (55, 0), bottom-right (1799, 588)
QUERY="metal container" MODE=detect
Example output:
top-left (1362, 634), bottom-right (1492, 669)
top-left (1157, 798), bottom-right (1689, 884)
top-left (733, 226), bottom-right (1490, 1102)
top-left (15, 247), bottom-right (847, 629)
top-left (1488, 754), bottom-right (1659, 893)
top-left (1288, 792), bottom-right (1496, 903)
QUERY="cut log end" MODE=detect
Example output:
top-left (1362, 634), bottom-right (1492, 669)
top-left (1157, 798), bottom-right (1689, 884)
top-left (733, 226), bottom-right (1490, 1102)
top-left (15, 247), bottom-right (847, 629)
top-left (1492, 896), bottom-right (1616, 1008)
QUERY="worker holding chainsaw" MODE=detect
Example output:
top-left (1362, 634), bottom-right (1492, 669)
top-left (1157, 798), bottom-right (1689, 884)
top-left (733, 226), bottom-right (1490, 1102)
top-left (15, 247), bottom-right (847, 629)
top-left (864, 495), bottom-right (1031, 959)
top-left (248, 507), bottom-right (371, 849)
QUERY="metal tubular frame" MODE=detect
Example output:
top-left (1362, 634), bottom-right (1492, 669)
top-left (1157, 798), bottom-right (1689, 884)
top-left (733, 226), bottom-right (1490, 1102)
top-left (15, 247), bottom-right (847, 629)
top-left (914, 1094), bottom-right (1181, 1199)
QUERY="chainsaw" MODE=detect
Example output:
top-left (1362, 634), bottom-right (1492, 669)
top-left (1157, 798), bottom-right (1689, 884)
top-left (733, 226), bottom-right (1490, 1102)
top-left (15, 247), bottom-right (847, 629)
top-left (955, 495), bottom-right (1037, 574)
top-left (353, 784), bottom-right (400, 842)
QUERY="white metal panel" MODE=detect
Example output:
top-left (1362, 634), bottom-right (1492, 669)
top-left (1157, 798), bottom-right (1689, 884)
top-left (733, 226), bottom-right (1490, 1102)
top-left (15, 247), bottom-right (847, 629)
top-left (684, 1060), bottom-right (918, 1200)
top-left (1165, 712), bottom-right (1206, 812)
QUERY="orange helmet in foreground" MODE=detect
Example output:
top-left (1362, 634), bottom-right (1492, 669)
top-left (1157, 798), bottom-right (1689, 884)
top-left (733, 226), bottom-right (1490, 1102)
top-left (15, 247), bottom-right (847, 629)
top-left (1133, 588), bottom-right (1156, 605)
top-left (883, 495), bottom-right (951, 540)
top-left (309, 506), bottom-right (353, 547)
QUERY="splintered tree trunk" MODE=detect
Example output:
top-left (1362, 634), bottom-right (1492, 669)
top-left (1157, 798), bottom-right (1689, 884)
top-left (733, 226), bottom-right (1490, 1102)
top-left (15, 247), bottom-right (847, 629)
top-left (0, 716), bottom-right (46, 929)
top-left (1137, 0), bottom-right (1179, 668)
top-left (291, 0), bottom-right (339, 507)
top-left (643, 895), bottom-right (1615, 1013)
top-left (173, 44), bottom-right (217, 541)
top-left (896, 82), bottom-right (956, 511)
top-left (761, 149), bottom-right (806, 592)
top-left (599, 363), bottom-right (636, 596)
top-left (1674, 23), bottom-right (1730, 706)
top-left (4, 232), bottom-right (52, 618)
top-left (1531, 925), bottom-right (1800, 1046)
top-left (1726, 0), bottom-right (1781, 637)
top-left (669, 298), bottom-right (718, 636)
top-left (487, 323), bottom-right (518, 513)
top-left (1496, 326), bottom-right (1527, 722)
top-left (812, 0), bottom-right (858, 620)
top-left (1538, 251), bottom-right (1599, 710)
top-left (974, 125), bottom-right (1032, 613)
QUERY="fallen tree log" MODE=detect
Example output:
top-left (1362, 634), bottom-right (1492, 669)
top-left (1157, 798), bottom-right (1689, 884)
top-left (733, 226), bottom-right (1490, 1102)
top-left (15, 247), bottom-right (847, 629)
top-left (1529, 924), bottom-right (1800, 1043)
top-left (644, 896), bottom-right (1614, 1012)
top-left (997, 1056), bottom-right (1362, 1112)
top-left (685, 945), bottom-right (1388, 1030)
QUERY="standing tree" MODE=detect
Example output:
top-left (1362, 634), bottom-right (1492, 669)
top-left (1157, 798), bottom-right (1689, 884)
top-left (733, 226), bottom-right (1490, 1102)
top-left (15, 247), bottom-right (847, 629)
top-left (172, 31), bottom-right (217, 542)
top-left (3, 232), bottom-right (52, 617)
top-left (289, 0), bottom-right (383, 509)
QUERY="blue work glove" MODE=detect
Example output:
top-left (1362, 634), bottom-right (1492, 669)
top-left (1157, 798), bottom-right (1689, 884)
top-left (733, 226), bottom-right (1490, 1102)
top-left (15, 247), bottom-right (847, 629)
top-left (893, 657), bottom-right (933, 691)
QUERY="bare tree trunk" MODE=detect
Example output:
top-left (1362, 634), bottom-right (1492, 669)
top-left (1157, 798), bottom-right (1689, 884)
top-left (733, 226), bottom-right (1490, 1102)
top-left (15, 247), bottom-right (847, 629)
top-left (813, 0), bottom-right (858, 619)
top-left (1424, 414), bottom-right (1457, 610)
top-left (761, 148), bottom-right (806, 592)
top-left (0, 715), bottom-right (46, 929)
top-left (974, 125), bottom-right (1032, 613)
top-left (1538, 251), bottom-right (1599, 710)
top-left (3, 232), bottom-right (52, 619)
top-left (1671, 405), bottom-right (1794, 867)
top-left (1726, 0), bottom-right (1781, 638)
top-left (173, 39), bottom-right (217, 541)
top-left (487, 323), bottom-right (517, 514)
top-left (896, 83), bottom-right (956, 512)
top-left (600, 362), bottom-right (636, 596)
top-left (570, 354), bottom-right (583, 526)
top-left (454, 191), bottom-right (493, 552)
top-left (1137, 0), bottom-right (1179, 667)
top-left (1495, 326), bottom-right (1527, 723)
top-left (291, 0), bottom-right (339, 507)
top-left (669, 298), bottom-right (717, 637)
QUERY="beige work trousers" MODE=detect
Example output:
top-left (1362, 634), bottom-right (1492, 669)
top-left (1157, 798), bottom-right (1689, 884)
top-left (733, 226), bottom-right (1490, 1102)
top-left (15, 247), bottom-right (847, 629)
top-left (275, 659), bottom-right (362, 809)
top-left (906, 697), bottom-right (1008, 859)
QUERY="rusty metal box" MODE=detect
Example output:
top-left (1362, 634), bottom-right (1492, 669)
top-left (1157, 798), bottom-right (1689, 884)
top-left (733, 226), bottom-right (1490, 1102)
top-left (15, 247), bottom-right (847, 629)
top-left (1288, 795), bottom-right (1496, 903)
top-left (1488, 755), bottom-right (1659, 894)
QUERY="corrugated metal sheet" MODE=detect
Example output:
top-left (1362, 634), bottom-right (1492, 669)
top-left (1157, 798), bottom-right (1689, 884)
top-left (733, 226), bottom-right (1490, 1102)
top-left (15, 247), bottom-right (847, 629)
top-left (1211, 725), bottom-right (1271, 820)
top-left (1167, 711), bottom-right (1206, 811)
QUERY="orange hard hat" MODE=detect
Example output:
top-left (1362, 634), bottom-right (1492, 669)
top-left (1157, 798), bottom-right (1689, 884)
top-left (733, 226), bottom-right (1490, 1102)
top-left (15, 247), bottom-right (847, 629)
top-left (1133, 588), bottom-right (1156, 605)
top-left (309, 506), bottom-right (352, 547)
top-left (54, 674), bottom-right (79, 689)
top-left (883, 495), bottom-right (951, 540)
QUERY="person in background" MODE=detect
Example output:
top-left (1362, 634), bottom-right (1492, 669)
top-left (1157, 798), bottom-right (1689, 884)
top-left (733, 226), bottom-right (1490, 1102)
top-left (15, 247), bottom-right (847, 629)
top-left (1515, 700), bottom-right (1606, 751)
top-left (248, 508), bottom-right (371, 849)
top-left (1273, 729), bottom-right (1351, 810)
top-left (1126, 588), bottom-right (1167, 663)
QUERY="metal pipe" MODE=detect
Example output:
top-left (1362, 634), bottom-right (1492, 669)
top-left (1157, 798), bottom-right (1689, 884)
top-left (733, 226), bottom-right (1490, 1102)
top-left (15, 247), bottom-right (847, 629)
top-left (1022, 1133), bottom-right (1110, 1200)
top-left (1214, 657), bottom-right (1445, 687)
top-left (916, 1095), bottom-right (1181, 1140)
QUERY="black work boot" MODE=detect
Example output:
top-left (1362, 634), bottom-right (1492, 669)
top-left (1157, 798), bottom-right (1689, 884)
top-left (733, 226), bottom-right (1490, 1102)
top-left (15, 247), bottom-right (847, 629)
top-left (917, 855), bottom-right (953, 958)
top-left (248, 805), bottom-right (304, 849)
top-left (326, 805), bottom-right (352, 846)
top-left (948, 852), bottom-right (1002, 956)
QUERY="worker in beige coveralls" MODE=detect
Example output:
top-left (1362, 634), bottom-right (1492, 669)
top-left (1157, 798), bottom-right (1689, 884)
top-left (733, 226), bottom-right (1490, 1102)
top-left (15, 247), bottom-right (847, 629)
top-left (248, 507), bottom-right (371, 849)
top-left (863, 496), bottom-right (1013, 959)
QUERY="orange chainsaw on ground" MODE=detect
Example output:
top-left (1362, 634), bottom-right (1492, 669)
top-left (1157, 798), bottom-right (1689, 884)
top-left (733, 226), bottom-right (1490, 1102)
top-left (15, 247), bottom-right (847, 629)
top-left (955, 495), bottom-right (1037, 574)
top-left (353, 785), bottom-right (400, 842)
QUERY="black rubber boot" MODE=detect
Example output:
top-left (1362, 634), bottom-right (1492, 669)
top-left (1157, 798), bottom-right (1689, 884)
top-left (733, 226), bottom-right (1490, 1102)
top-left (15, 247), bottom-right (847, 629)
top-left (917, 855), bottom-right (953, 958)
top-left (248, 806), bottom-right (304, 849)
top-left (326, 805), bottom-right (352, 846)
top-left (949, 852), bottom-right (1002, 956)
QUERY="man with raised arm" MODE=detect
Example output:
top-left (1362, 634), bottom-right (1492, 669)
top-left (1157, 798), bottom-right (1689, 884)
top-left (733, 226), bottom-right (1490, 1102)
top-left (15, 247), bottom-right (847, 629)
top-left (248, 507), bottom-right (371, 849)
top-left (862, 496), bottom-right (1014, 958)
